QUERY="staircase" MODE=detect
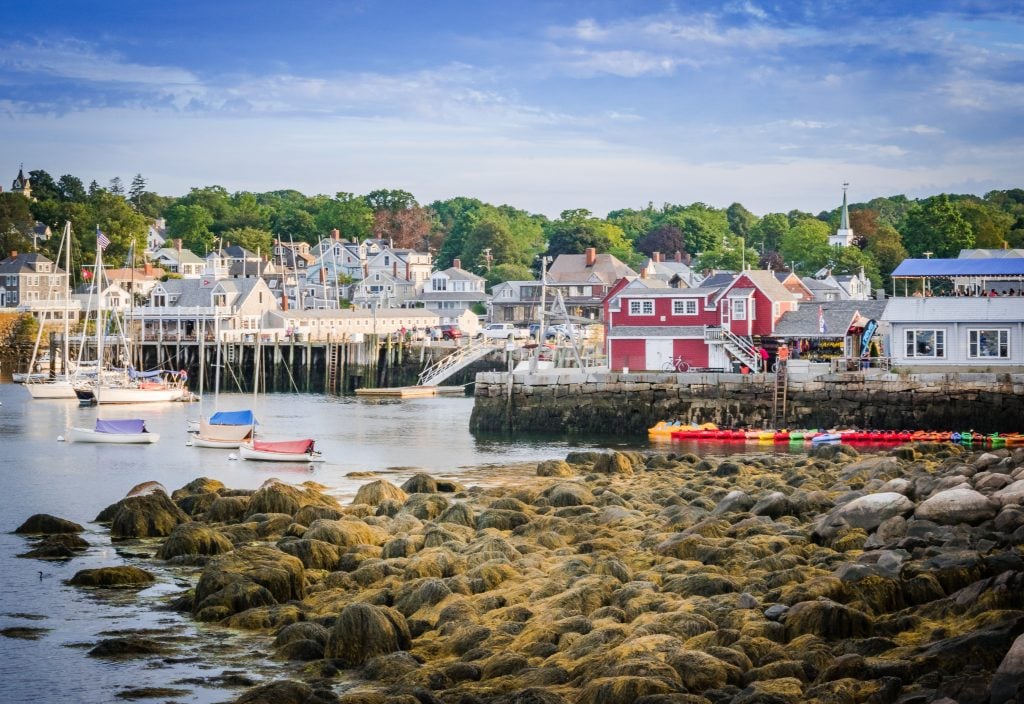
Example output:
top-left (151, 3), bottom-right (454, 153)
top-left (418, 337), bottom-right (496, 387)
top-left (705, 327), bottom-right (762, 371)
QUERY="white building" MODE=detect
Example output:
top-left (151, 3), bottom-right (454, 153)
top-left (828, 184), bottom-right (855, 248)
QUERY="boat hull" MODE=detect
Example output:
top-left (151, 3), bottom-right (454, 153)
top-left (68, 427), bottom-right (160, 444)
top-left (190, 434), bottom-right (244, 449)
top-left (239, 444), bottom-right (323, 462)
top-left (26, 381), bottom-right (77, 399)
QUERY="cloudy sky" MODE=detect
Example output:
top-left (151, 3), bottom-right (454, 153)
top-left (2, 1), bottom-right (1021, 217)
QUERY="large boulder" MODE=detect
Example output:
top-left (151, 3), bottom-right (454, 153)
top-left (400, 473), bottom-right (438, 494)
top-left (352, 480), bottom-right (408, 507)
top-left (234, 679), bottom-right (337, 704)
top-left (171, 477), bottom-right (225, 500)
top-left (593, 452), bottom-right (636, 476)
top-left (193, 546), bottom-right (305, 621)
top-left (993, 479), bottom-right (1024, 507)
top-left (785, 599), bottom-right (872, 640)
top-left (206, 496), bottom-right (252, 523)
top-left (990, 632), bottom-right (1024, 704)
top-left (915, 487), bottom-right (999, 525)
top-left (14, 514), bottom-right (84, 534)
top-left (303, 519), bottom-right (386, 547)
top-left (246, 480), bottom-right (340, 518)
top-left (69, 566), bottom-right (155, 587)
top-left (324, 603), bottom-right (411, 666)
top-left (277, 538), bottom-right (341, 570)
top-left (157, 522), bottom-right (234, 560)
top-left (817, 492), bottom-right (915, 537)
top-left (102, 490), bottom-right (190, 539)
top-left (543, 483), bottom-right (595, 508)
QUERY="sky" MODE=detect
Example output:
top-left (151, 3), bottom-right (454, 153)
top-left (2, 1), bottom-right (1022, 218)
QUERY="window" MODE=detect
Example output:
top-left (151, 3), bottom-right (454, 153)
top-left (905, 329), bottom-right (945, 358)
top-left (629, 299), bottom-right (654, 316)
top-left (969, 329), bottom-right (1009, 358)
top-left (732, 299), bottom-right (747, 320)
top-left (152, 293), bottom-right (167, 307)
top-left (673, 299), bottom-right (698, 316)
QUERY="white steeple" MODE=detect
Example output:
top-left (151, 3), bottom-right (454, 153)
top-left (829, 183), bottom-right (854, 247)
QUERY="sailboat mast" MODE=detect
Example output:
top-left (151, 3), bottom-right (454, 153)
top-left (95, 236), bottom-right (104, 406)
top-left (63, 222), bottom-right (71, 375)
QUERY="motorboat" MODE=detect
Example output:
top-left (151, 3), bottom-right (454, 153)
top-left (67, 418), bottom-right (159, 444)
top-left (239, 438), bottom-right (323, 462)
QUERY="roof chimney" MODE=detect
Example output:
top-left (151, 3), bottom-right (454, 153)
top-left (653, 251), bottom-right (661, 263)
top-left (144, 262), bottom-right (153, 276)
top-left (675, 250), bottom-right (682, 263)
top-left (640, 267), bottom-right (647, 280)
top-left (453, 258), bottom-right (461, 270)
top-left (331, 228), bottom-right (340, 240)
top-left (174, 238), bottom-right (182, 251)
top-left (9, 250), bottom-right (17, 258)
top-left (281, 293), bottom-right (288, 311)
top-left (393, 261), bottom-right (398, 277)
top-left (585, 248), bottom-right (596, 266)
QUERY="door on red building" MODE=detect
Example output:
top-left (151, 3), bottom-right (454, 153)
top-left (646, 338), bottom-right (674, 371)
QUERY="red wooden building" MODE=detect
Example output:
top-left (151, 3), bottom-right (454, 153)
top-left (603, 270), bottom-right (798, 372)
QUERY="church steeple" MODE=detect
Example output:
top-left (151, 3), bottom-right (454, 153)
top-left (829, 182), bottom-right (854, 248)
top-left (11, 164), bottom-right (32, 200)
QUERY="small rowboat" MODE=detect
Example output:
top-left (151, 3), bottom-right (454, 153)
top-left (239, 438), bottom-right (323, 462)
top-left (68, 418), bottom-right (159, 444)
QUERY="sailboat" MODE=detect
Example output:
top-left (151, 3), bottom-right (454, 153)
top-left (72, 235), bottom-right (187, 405)
top-left (67, 228), bottom-right (160, 445)
top-left (25, 222), bottom-right (78, 399)
top-left (237, 318), bottom-right (323, 462)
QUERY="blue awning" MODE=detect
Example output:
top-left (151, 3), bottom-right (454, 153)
top-left (891, 258), bottom-right (1024, 278)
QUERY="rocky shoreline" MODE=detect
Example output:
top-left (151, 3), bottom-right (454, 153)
top-left (12, 443), bottom-right (1024, 704)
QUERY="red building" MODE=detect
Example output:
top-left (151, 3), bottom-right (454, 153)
top-left (603, 270), bottom-right (798, 372)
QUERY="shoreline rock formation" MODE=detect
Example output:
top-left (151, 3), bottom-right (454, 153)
top-left (15, 446), bottom-right (1024, 703)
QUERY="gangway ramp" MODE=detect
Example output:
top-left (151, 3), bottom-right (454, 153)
top-left (418, 337), bottom-right (498, 387)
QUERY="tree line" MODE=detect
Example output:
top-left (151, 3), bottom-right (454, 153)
top-left (3, 167), bottom-right (1023, 292)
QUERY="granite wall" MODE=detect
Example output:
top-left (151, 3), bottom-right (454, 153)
top-left (470, 370), bottom-right (1024, 435)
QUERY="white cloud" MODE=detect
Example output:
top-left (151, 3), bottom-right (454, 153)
top-left (0, 39), bottom-right (199, 87)
top-left (905, 124), bottom-right (943, 135)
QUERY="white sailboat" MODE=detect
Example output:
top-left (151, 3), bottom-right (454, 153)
top-left (237, 319), bottom-right (323, 462)
top-left (188, 311), bottom-right (257, 448)
top-left (25, 222), bottom-right (77, 399)
top-left (72, 236), bottom-right (187, 405)
top-left (68, 228), bottom-right (160, 445)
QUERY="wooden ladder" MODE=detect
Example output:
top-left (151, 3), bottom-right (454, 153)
top-left (326, 344), bottom-right (340, 393)
top-left (772, 361), bottom-right (789, 428)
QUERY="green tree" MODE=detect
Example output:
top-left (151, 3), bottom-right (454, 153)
top-left (545, 209), bottom-right (630, 260)
top-left (829, 246), bottom-right (882, 289)
top-left (373, 205), bottom-right (433, 249)
top-left (607, 204), bottom-right (656, 244)
top-left (483, 262), bottom-right (534, 291)
top-left (462, 220), bottom-right (516, 274)
top-left (779, 218), bottom-right (831, 274)
top-left (661, 204), bottom-right (729, 256)
top-left (128, 174), bottom-right (147, 209)
top-left (223, 226), bottom-right (273, 256)
top-left (0, 192), bottom-right (34, 253)
top-left (433, 197), bottom-right (487, 268)
top-left (108, 177), bottom-right (124, 196)
top-left (956, 199), bottom-right (1012, 249)
top-left (88, 189), bottom-right (150, 261)
top-left (165, 203), bottom-right (215, 254)
top-left (726, 202), bottom-right (758, 240)
top-left (365, 189), bottom-right (417, 212)
top-left (694, 233), bottom-right (757, 271)
top-left (749, 212), bottom-right (789, 254)
top-left (57, 175), bottom-right (87, 202)
top-left (270, 207), bottom-right (317, 243)
top-left (28, 170), bottom-right (60, 202)
top-left (899, 194), bottom-right (973, 258)
top-left (865, 224), bottom-right (909, 280)
top-left (314, 192), bottom-right (374, 241)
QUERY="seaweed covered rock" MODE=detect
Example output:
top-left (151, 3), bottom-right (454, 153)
top-left (324, 603), bottom-right (411, 666)
top-left (157, 522), bottom-right (234, 560)
top-left (69, 566), bottom-right (155, 587)
top-left (14, 514), bottom-right (84, 534)
top-left (784, 599), bottom-right (872, 640)
top-left (246, 480), bottom-right (341, 518)
top-left (193, 546), bottom-right (305, 621)
top-left (101, 490), bottom-right (190, 539)
top-left (401, 473), bottom-right (439, 494)
top-left (353, 480), bottom-right (408, 507)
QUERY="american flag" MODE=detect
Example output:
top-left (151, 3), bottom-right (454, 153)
top-left (818, 305), bottom-right (827, 334)
top-left (96, 226), bottom-right (110, 251)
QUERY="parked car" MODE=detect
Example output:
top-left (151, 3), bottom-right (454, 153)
top-left (475, 323), bottom-right (529, 340)
top-left (434, 324), bottom-right (462, 340)
top-left (528, 323), bottom-right (580, 340)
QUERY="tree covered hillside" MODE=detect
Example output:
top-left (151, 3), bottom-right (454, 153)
top-left (4, 168), bottom-right (1023, 292)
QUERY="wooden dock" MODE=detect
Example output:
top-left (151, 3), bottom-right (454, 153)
top-left (355, 385), bottom-right (467, 398)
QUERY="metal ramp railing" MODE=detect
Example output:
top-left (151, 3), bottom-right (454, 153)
top-left (720, 328), bottom-right (761, 371)
top-left (417, 337), bottom-right (496, 386)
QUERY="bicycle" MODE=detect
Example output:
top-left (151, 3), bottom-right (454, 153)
top-left (662, 356), bottom-right (690, 372)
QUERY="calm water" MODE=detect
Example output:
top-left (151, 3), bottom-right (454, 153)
top-left (0, 383), bottom-right (805, 703)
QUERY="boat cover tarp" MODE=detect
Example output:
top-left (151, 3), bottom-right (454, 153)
top-left (95, 419), bottom-right (147, 434)
top-left (252, 439), bottom-right (315, 454)
top-left (208, 410), bottom-right (257, 426)
top-left (127, 367), bottom-right (184, 380)
top-left (199, 417), bottom-right (253, 442)
top-left (891, 258), bottom-right (1024, 278)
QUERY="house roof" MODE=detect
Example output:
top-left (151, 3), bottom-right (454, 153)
top-left (155, 247), bottom-right (206, 265)
top-left (438, 266), bottom-right (485, 282)
top-left (547, 253), bottom-right (637, 285)
top-left (882, 296), bottom-right (1024, 322)
top-left (418, 291), bottom-right (487, 302)
top-left (730, 270), bottom-right (799, 302)
top-left (153, 277), bottom-right (270, 308)
top-left (0, 252), bottom-right (60, 274)
top-left (106, 267), bottom-right (165, 281)
top-left (698, 272), bottom-right (736, 289)
top-left (774, 300), bottom-right (887, 338)
top-left (958, 249), bottom-right (1024, 259)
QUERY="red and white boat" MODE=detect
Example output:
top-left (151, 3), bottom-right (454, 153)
top-left (239, 438), bottom-right (323, 462)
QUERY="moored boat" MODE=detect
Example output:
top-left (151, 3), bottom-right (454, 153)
top-left (239, 438), bottom-right (323, 462)
top-left (190, 410), bottom-right (257, 449)
top-left (67, 418), bottom-right (159, 444)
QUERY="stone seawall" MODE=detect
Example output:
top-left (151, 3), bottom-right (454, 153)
top-left (470, 369), bottom-right (1024, 435)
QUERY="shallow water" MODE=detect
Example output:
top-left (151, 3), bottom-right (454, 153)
top-left (0, 383), bottom-right (805, 703)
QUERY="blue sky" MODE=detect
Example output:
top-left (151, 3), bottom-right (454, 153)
top-left (2, 1), bottom-right (1022, 217)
